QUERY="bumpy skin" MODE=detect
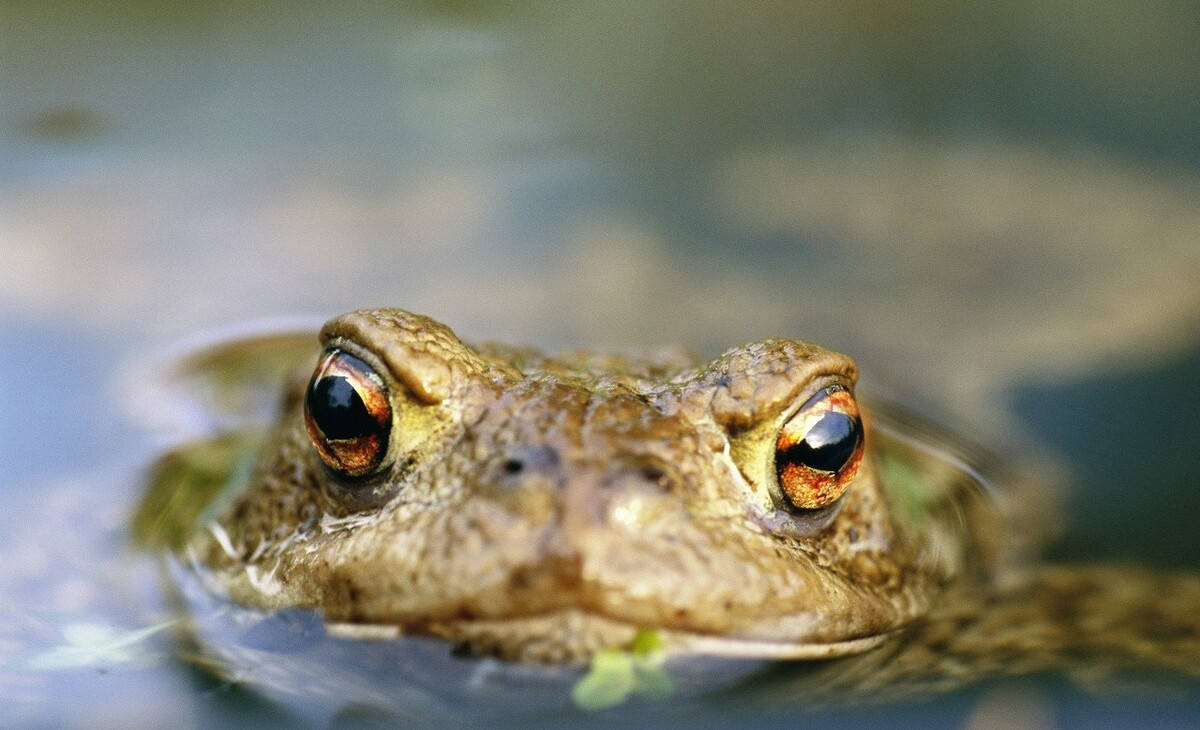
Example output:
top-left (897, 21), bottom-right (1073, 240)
top-left (200, 309), bottom-right (968, 661)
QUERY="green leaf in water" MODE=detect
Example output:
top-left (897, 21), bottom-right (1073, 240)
top-left (572, 649), bottom-right (636, 711)
top-left (572, 629), bottom-right (675, 711)
top-left (630, 627), bottom-right (664, 657)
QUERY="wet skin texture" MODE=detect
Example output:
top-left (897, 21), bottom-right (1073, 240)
top-left (200, 309), bottom-right (976, 662)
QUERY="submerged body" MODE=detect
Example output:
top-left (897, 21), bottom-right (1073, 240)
top-left (138, 308), bottom-right (1199, 691)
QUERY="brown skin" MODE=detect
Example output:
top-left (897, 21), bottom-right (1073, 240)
top-left (200, 309), bottom-right (977, 661)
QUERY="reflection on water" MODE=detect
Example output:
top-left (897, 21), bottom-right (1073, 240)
top-left (2, 0), bottom-right (1200, 726)
top-left (1016, 343), bottom-right (1200, 568)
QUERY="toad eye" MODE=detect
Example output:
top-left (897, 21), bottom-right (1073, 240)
top-left (774, 385), bottom-right (864, 510)
top-left (304, 349), bottom-right (391, 478)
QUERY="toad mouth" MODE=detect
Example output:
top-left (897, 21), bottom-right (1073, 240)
top-left (325, 609), bottom-right (892, 663)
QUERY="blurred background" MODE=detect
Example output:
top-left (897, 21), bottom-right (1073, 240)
top-left (2, 0), bottom-right (1199, 725)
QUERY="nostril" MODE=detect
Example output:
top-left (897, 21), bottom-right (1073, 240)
top-left (620, 460), bottom-right (675, 493)
top-left (639, 465), bottom-right (667, 486)
top-left (497, 445), bottom-right (560, 479)
top-left (591, 460), bottom-right (680, 529)
top-left (486, 445), bottom-right (562, 516)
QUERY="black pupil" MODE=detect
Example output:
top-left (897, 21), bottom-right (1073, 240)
top-left (784, 412), bottom-right (861, 473)
top-left (307, 375), bottom-right (376, 440)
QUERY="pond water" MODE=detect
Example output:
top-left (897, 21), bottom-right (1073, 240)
top-left (2, 1), bottom-right (1199, 727)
